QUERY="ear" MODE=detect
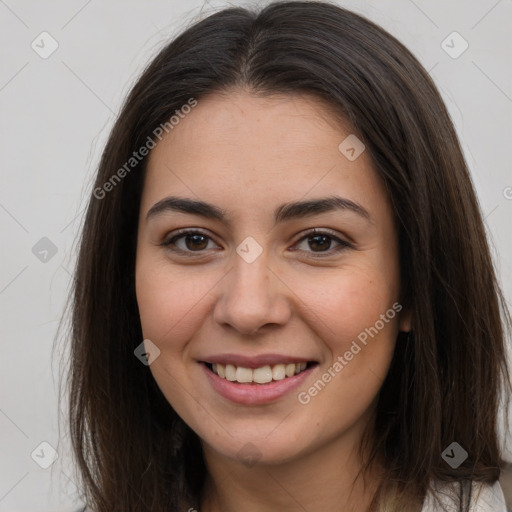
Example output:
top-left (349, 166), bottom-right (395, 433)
top-left (399, 308), bottom-right (412, 332)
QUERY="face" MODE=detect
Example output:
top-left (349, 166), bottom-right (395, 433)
top-left (135, 90), bottom-right (408, 467)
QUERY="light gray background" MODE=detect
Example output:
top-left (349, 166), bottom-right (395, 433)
top-left (1, 0), bottom-right (511, 510)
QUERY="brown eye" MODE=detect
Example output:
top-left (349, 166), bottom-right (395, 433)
top-left (162, 230), bottom-right (219, 254)
top-left (182, 233), bottom-right (209, 251)
top-left (307, 234), bottom-right (333, 252)
top-left (293, 229), bottom-right (352, 257)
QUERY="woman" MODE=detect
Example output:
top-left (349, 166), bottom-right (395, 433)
top-left (66, 1), bottom-right (511, 511)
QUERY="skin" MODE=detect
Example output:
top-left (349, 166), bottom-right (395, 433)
top-left (135, 89), bottom-right (411, 512)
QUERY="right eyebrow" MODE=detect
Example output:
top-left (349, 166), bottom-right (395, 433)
top-left (146, 196), bottom-right (226, 222)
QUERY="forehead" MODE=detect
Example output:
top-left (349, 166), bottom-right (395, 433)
top-left (148, 90), bottom-right (355, 165)
top-left (140, 90), bottom-right (389, 221)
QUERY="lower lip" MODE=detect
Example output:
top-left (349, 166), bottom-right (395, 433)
top-left (201, 363), bottom-right (316, 405)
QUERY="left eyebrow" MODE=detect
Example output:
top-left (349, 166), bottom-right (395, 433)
top-left (145, 195), bottom-right (372, 225)
top-left (274, 196), bottom-right (371, 225)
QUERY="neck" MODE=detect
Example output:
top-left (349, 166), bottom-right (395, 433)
top-left (199, 420), bottom-right (382, 512)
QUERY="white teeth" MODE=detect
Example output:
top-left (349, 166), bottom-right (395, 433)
top-left (235, 366), bottom-right (253, 383)
top-left (272, 364), bottom-right (286, 381)
top-left (210, 361), bottom-right (310, 383)
top-left (285, 363), bottom-right (296, 377)
top-left (253, 366), bottom-right (272, 384)
top-left (225, 364), bottom-right (236, 381)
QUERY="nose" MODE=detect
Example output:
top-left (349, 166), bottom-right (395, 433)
top-left (212, 252), bottom-right (292, 336)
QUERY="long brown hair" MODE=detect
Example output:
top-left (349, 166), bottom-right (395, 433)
top-left (61, 1), bottom-right (511, 510)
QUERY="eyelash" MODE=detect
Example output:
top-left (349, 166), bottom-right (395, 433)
top-left (160, 228), bottom-right (352, 258)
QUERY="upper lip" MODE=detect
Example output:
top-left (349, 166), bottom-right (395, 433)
top-left (200, 353), bottom-right (317, 369)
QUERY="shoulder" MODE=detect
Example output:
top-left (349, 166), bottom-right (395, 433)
top-left (421, 480), bottom-right (508, 512)
top-left (469, 481), bottom-right (508, 511)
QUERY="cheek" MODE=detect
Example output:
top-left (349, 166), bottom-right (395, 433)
top-left (135, 257), bottom-right (213, 345)
top-left (135, 257), bottom-right (211, 417)
top-left (294, 273), bottom-right (399, 434)
top-left (298, 266), bottom-right (400, 343)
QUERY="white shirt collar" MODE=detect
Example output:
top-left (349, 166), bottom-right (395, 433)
top-left (421, 480), bottom-right (507, 511)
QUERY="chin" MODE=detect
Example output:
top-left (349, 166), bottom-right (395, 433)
top-left (200, 427), bottom-right (314, 468)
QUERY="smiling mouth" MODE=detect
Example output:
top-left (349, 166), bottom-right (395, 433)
top-left (203, 362), bottom-right (318, 384)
